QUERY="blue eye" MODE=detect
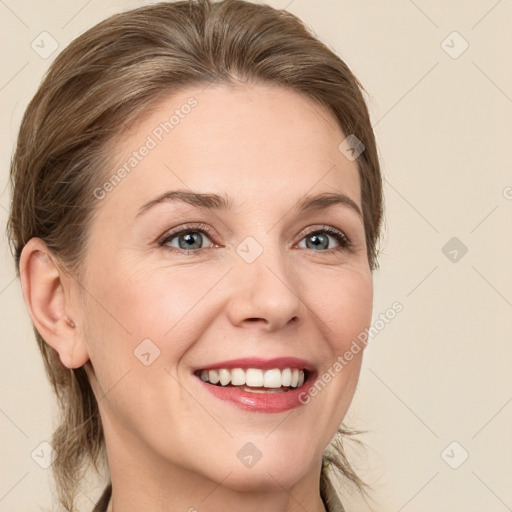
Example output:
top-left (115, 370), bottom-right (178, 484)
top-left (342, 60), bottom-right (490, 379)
top-left (159, 224), bottom-right (215, 255)
top-left (297, 227), bottom-right (350, 252)
top-left (158, 224), bottom-right (351, 255)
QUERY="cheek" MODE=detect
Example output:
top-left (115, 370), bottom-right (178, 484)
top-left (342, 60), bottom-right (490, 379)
top-left (84, 254), bottom-right (373, 373)
top-left (312, 267), bottom-right (373, 351)
top-left (292, 267), bottom-right (372, 446)
top-left (82, 259), bottom-right (223, 369)
top-left (80, 266), bottom-right (200, 428)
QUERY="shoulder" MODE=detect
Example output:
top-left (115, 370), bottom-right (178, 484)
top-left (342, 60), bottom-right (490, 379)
top-left (91, 482), bottom-right (112, 512)
top-left (320, 474), bottom-right (346, 512)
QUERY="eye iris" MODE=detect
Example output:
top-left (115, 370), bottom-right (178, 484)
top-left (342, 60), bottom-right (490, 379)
top-left (179, 232), bottom-right (202, 250)
top-left (306, 233), bottom-right (329, 250)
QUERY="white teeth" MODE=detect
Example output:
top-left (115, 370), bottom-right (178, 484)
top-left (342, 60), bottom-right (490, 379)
top-left (281, 368), bottom-right (292, 386)
top-left (246, 368), bottom-right (263, 387)
top-left (198, 367), bottom-right (306, 389)
top-left (219, 368), bottom-right (231, 386)
top-left (263, 369), bottom-right (282, 388)
top-left (243, 386), bottom-right (286, 394)
top-left (231, 368), bottom-right (246, 386)
top-left (208, 369), bottom-right (220, 384)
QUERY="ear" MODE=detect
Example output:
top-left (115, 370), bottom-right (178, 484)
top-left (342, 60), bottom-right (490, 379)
top-left (19, 237), bottom-right (89, 369)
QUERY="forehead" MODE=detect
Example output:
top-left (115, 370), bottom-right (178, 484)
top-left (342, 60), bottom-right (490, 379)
top-left (100, 82), bottom-right (361, 214)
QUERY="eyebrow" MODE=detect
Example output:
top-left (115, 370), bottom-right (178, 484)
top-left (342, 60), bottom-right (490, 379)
top-left (135, 189), bottom-right (362, 219)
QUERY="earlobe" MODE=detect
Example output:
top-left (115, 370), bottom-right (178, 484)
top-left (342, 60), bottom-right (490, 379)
top-left (19, 238), bottom-right (89, 369)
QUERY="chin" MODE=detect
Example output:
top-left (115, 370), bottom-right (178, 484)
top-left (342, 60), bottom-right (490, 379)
top-left (218, 466), bottom-right (307, 493)
top-left (202, 450), bottom-right (315, 493)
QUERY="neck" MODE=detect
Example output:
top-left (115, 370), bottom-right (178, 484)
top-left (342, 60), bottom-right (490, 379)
top-left (102, 418), bottom-right (328, 512)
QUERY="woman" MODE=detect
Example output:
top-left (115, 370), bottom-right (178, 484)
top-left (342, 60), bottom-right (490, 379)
top-left (7, 0), bottom-right (383, 510)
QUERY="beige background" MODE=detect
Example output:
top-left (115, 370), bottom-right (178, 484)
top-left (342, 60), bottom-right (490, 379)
top-left (1, 0), bottom-right (511, 510)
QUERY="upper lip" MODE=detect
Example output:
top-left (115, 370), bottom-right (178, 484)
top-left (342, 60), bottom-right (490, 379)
top-left (194, 357), bottom-right (316, 372)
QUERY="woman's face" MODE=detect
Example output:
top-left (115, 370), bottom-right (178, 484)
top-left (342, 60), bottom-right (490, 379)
top-left (80, 82), bottom-right (373, 491)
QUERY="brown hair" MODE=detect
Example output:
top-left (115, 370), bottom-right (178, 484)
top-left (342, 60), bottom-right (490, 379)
top-left (7, 0), bottom-right (382, 509)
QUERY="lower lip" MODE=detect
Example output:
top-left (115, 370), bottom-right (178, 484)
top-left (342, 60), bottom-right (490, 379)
top-left (195, 373), bottom-right (316, 413)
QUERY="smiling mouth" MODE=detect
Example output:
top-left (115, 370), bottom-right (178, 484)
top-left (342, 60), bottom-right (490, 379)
top-left (194, 367), bottom-right (310, 393)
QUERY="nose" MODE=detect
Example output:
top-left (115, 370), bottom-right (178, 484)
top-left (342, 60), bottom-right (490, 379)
top-left (226, 243), bottom-right (304, 332)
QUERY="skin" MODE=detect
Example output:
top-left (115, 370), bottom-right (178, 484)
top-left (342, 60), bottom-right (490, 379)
top-left (20, 82), bottom-right (373, 512)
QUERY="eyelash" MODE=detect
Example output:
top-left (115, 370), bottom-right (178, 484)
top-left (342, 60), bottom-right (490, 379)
top-left (158, 223), bottom-right (351, 256)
